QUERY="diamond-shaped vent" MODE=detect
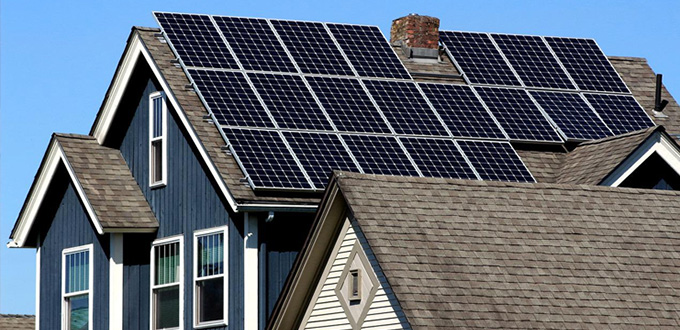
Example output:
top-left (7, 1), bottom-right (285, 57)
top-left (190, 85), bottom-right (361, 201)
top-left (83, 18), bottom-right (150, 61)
top-left (335, 241), bottom-right (379, 328)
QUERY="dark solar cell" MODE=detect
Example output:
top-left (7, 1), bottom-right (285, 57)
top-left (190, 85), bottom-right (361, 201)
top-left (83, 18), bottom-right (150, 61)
top-left (530, 91), bottom-right (612, 140)
top-left (584, 94), bottom-right (654, 135)
top-left (491, 34), bottom-right (576, 89)
top-left (545, 37), bottom-right (629, 93)
top-left (271, 20), bottom-right (354, 76)
top-left (283, 132), bottom-right (360, 187)
top-left (419, 83), bottom-right (505, 139)
top-left (188, 69), bottom-right (274, 128)
top-left (327, 23), bottom-right (411, 79)
top-left (457, 140), bottom-right (535, 182)
top-left (363, 80), bottom-right (448, 136)
top-left (213, 16), bottom-right (297, 73)
top-left (223, 128), bottom-right (311, 189)
top-left (439, 31), bottom-right (521, 86)
top-left (248, 73), bottom-right (333, 130)
top-left (306, 76), bottom-right (391, 133)
top-left (155, 12), bottom-right (239, 69)
top-left (400, 137), bottom-right (478, 180)
top-left (342, 135), bottom-right (419, 176)
top-left (475, 87), bottom-right (562, 142)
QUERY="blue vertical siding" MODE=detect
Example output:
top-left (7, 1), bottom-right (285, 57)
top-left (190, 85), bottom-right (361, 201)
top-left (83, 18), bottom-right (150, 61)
top-left (39, 174), bottom-right (109, 330)
top-left (118, 77), bottom-right (243, 330)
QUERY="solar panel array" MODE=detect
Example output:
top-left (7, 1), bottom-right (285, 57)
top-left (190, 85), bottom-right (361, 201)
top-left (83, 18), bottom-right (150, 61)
top-left (155, 12), bottom-right (653, 191)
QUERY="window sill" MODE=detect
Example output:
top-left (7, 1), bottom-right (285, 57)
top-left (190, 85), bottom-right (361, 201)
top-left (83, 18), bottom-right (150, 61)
top-left (194, 320), bottom-right (227, 329)
top-left (150, 181), bottom-right (167, 189)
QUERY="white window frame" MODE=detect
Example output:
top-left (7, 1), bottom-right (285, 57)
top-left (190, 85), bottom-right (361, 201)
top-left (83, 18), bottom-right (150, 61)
top-left (150, 235), bottom-right (184, 330)
top-left (149, 91), bottom-right (168, 188)
top-left (193, 226), bottom-right (229, 329)
top-left (61, 244), bottom-right (94, 330)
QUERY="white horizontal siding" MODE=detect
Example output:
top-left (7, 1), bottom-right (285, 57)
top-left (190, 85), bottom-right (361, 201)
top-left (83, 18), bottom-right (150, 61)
top-left (302, 218), bottom-right (411, 330)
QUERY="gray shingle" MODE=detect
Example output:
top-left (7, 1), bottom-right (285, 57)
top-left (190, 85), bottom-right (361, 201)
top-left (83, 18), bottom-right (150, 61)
top-left (0, 314), bottom-right (35, 330)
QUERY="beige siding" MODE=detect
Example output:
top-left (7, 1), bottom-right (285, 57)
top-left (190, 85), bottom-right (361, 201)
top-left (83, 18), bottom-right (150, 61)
top-left (302, 218), bottom-right (411, 330)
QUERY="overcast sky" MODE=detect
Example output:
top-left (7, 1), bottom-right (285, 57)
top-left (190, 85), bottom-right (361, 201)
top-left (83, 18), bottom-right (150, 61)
top-left (2, 0), bottom-right (678, 314)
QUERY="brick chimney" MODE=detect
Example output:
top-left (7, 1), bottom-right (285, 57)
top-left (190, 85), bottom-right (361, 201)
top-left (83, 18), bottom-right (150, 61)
top-left (390, 14), bottom-right (440, 49)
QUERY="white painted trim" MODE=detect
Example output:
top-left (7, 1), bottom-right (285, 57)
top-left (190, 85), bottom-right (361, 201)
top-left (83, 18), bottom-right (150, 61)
top-left (35, 241), bottom-right (41, 330)
top-left (149, 235), bottom-right (184, 330)
top-left (601, 132), bottom-right (680, 187)
top-left (109, 233), bottom-right (124, 330)
top-left (244, 213), bottom-right (259, 330)
top-left (90, 32), bottom-right (239, 212)
top-left (61, 244), bottom-right (94, 330)
top-left (8, 140), bottom-right (104, 248)
top-left (192, 226), bottom-right (229, 328)
top-left (149, 91), bottom-right (168, 188)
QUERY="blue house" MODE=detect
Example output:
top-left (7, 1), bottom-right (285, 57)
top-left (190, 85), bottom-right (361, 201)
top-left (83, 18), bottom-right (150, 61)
top-left (8, 12), bottom-right (680, 330)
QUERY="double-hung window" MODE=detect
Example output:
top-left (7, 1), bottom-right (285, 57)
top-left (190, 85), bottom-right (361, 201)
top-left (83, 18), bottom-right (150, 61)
top-left (151, 237), bottom-right (183, 330)
top-left (62, 245), bottom-right (93, 330)
top-left (194, 227), bottom-right (227, 327)
top-left (149, 91), bottom-right (167, 187)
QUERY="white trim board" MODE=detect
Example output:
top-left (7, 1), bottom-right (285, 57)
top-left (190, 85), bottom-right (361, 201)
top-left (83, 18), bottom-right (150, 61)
top-left (601, 131), bottom-right (680, 187)
top-left (109, 233), bottom-right (124, 330)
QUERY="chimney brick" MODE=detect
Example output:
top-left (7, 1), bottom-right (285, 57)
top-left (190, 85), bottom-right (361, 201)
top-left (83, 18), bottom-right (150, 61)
top-left (390, 14), bottom-right (440, 49)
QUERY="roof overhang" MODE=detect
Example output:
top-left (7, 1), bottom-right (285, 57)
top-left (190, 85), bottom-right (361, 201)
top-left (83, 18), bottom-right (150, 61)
top-left (601, 128), bottom-right (680, 186)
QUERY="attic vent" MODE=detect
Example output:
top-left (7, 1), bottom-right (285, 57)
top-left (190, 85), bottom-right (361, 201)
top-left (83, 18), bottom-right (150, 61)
top-left (390, 14), bottom-right (440, 61)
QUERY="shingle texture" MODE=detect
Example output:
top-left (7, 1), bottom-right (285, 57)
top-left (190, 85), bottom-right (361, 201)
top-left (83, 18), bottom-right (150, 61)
top-left (335, 171), bottom-right (680, 329)
top-left (515, 150), bottom-right (565, 183)
top-left (56, 133), bottom-right (158, 230)
top-left (0, 314), bottom-right (35, 330)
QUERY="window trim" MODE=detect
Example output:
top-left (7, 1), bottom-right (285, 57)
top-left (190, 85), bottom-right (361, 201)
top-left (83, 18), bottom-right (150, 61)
top-left (349, 269), bottom-right (361, 302)
top-left (61, 244), bottom-right (94, 330)
top-left (149, 235), bottom-right (184, 330)
top-left (193, 226), bottom-right (229, 329)
top-left (149, 91), bottom-right (168, 188)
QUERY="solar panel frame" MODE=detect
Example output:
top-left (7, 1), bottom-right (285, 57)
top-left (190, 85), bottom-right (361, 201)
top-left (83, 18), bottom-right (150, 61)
top-left (212, 16), bottom-right (298, 73)
top-left (491, 33), bottom-right (576, 90)
top-left (457, 140), bottom-right (535, 183)
top-left (439, 31), bottom-right (522, 86)
top-left (326, 23), bottom-right (412, 79)
top-left (283, 131), bottom-right (361, 187)
top-left (545, 36), bottom-right (630, 93)
top-left (475, 86), bottom-right (563, 143)
top-left (342, 134), bottom-right (420, 177)
top-left (154, 12), bottom-right (240, 69)
top-left (529, 90), bottom-right (613, 140)
top-left (584, 93), bottom-right (655, 135)
top-left (223, 128), bottom-right (313, 190)
top-left (418, 83), bottom-right (507, 139)
top-left (400, 137), bottom-right (479, 180)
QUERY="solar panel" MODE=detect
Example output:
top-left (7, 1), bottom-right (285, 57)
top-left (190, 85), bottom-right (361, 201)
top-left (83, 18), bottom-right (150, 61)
top-left (306, 76), bottom-right (391, 133)
top-left (247, 73), bottom-right (333, 130)
top-left (326, 23), bottom-right (410, 79)
top-left (419, 83), bottom-right (506, 139)
top-left (400, 137), bottom-right (478, 180)
top-left (223, 128), bottom-right (311, 189)
top-left (530, 91), bottom-right (612, 140)
top-left (188, 69), bottom-right (274, 128)
top-left (342, 134), bottom-right (419, 176)
top-left (283, 131), bottom-right (360, 187)
top-left (457, 140), bottom-right (535, 182)
top-left (271, 20), bottom-right (354, 76)
top-left (155, 12), bottom-right (239, 69)
top-left (363, 80), bottom-right (448, 136)
top-left (439, 31), bottom-right (521, 86)
top-left (213, 16), bottom-right (297, 73)
top-left (491, 34), bottom-right (576, 90)
top-left (584, 94), bottom-right (654, 135)
top-left (545, 37), bottom-right (629, 93)
top-left (475, 87), bottom-right (562, 142)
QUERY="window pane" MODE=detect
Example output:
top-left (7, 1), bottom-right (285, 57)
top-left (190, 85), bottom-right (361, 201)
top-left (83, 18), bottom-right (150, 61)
top-left (197, 278), bottom-right (224, 323)
top-left (155, 286), bottom-right (180, 329)
top-left (65, 250), bottom-right (89, 293)
top-left (197, 233), bottom-right (224, 277)
top-left (155, 242), bottom-right (179, 285)
top-left (68, 294), bottom-right (89, 330)
top-left (152, 140), bottom-right (163, 183)
top-left (153, 97), bottom-right (163, 138)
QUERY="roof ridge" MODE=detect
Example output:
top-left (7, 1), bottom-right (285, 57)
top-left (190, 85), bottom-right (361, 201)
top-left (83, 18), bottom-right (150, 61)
top-left (53, 132), bottom-right (95, 140)
top-left (575, 126), bottom-right (659, 147)
top-left (0, 314), bottom-right (35, 318)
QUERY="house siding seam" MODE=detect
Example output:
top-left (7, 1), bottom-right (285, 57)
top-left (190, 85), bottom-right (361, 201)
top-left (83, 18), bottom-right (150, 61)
top-left (118, 76), bottom-right (243, 330)
top-left (39, 180), bottom-right (109, 330)
top-left (302, 217), bottom-right (411, 330)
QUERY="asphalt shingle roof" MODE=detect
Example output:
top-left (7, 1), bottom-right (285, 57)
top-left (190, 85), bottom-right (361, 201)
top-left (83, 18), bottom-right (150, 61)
top-left (0, 314), bottom-right (35, 330)
top-left (335, 171), bottom-right (680, 329)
